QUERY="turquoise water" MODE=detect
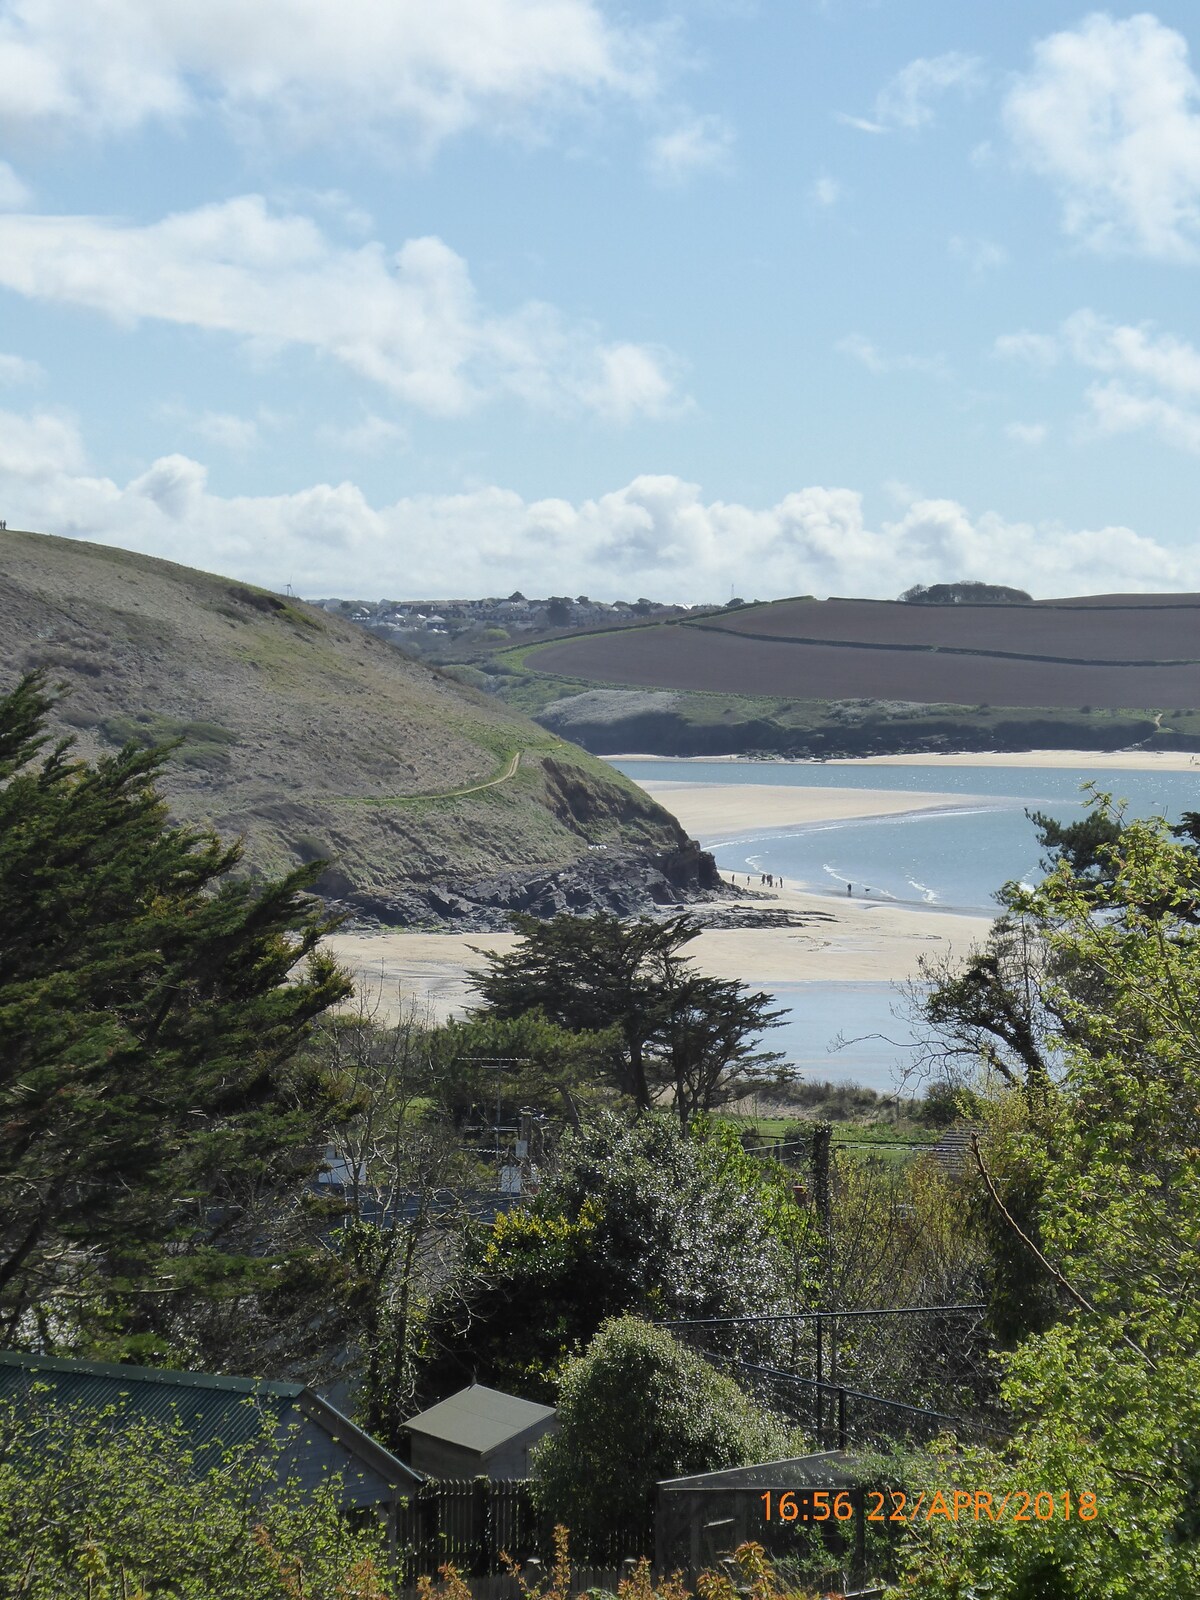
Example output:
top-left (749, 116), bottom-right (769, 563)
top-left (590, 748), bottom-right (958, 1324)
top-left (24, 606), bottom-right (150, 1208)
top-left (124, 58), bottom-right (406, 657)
top-left (614, 759), bottom-right (1200, 913)
top-left (612, 758), bottom-right (1200, 1089)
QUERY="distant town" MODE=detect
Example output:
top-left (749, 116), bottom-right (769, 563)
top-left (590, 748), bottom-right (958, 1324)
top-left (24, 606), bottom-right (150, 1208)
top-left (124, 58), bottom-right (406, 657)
top-left (313, 591), bottom-right (729, 654)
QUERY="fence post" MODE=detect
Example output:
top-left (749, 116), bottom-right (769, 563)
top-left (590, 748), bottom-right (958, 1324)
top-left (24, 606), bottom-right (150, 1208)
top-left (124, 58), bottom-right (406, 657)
top-left (473, 1477), bottom-right (490, 1575)
top-left (419, 1482), bottom-right (439, 1581)
top-left (815, 1316), bottom-right (824, 1446)
top-left (837, 1387), bottom-right (847, 1451)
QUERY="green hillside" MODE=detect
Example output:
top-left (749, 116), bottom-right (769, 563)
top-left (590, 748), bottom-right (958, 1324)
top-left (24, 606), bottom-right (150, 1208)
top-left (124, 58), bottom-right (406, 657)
top-left (0, 529), bottom-right (694, 919)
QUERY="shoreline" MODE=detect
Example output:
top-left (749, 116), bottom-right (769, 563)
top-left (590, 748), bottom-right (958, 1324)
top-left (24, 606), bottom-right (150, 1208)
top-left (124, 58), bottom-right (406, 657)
top-left (608, 748), bottom-right (1200, 772)
top-left (327, 882), bottom-right (992, 1026)
top-left (324, 776), bottom-right (1000, 1029)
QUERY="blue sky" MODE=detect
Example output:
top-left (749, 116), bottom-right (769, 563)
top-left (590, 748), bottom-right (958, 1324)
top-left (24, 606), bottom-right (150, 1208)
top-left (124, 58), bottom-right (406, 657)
top-left (2, 2), bottom-right (1200, 601)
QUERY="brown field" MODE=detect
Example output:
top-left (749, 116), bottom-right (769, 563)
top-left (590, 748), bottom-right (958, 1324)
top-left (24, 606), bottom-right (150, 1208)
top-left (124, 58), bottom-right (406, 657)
top-left (530, 594), bottom-right (1200, 708)
top-left (691, 595), bottom-right (1200, 662)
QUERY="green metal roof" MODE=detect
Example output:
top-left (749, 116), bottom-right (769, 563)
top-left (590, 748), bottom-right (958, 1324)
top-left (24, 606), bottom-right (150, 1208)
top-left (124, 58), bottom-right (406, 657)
top-left (0, 1351), bottom-right (423, 1493)
top-left (403, 1384), bottom-right (555, 1456)
top-left (0, 1351), bottom-right (301, 1453)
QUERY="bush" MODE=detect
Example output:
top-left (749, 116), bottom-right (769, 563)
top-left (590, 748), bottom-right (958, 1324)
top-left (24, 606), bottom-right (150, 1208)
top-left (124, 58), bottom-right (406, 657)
top-left (0, 1388), bottom-right (390, 1599)
top-left (531, 1317), bottom-right (794, 1561)
top-left (419, 1114), bottom-right (817, 1399)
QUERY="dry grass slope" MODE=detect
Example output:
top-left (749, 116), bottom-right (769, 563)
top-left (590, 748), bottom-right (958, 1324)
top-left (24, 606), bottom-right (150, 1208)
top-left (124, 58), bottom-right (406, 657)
top-left (0, 528), bottom-right (685, 901)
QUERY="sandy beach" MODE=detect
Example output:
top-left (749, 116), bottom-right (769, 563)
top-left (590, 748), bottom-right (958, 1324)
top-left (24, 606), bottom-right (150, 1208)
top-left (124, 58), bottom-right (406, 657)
top-left (327, 885), bottom-right (991, 1024)
top-left (637, 780), bottom-right (981, 838)
top-left (612, 748), bottom-right (1200, 772)
top-left (326, 770), bottom-right (994, 1022)
top-left (325, 751), bottom-right (1199, 1024)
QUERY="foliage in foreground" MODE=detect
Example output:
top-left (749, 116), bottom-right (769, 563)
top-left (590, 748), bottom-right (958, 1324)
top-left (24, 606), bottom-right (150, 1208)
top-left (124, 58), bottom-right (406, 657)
top-left (0, 1390), bottom-right (390, 1600)
top-left (531, 1318), bottom-right (794, 1562)
top-left (0, 671), bottom-right (356, 1370)
top-left (894, 810), bottom-right (1200, 1597)
top-left (419, 1531), bottom-right (827, 1600)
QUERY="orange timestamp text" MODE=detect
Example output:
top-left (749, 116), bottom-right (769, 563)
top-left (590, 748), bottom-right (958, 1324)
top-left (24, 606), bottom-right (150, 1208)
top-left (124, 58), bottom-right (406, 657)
top-left (761, 1489), bottom-right (1099, 1525)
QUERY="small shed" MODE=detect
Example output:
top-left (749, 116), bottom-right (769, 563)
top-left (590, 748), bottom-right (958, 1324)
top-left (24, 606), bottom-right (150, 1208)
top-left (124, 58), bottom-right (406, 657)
top-left (0, 1351), bottom-right (422, 1520)
top-left (656, 1452), bottom-right (870, 1584)
top-left (402, 1384), bottom-right (556, 1480)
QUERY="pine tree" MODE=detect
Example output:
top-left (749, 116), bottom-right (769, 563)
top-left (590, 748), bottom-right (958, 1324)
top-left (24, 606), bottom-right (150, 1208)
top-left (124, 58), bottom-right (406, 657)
top-left (0, 672), bottom-right (355, 1365)
top-left (468, 911), bottom-right (784, 1121)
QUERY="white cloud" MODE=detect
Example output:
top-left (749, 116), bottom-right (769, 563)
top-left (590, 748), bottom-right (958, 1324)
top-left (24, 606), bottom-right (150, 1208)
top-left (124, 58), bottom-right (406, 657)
top-left (0, 196), bottom-right (683, 421)
top-left (1062, 308), bottom-right (1200, 398)
top-left (646, 114), bottom-right (734, 185)
top-left (998, 308), bottom-right (1200, 456)
top-left (836, 334), bottom-right (888, 374)
top-left (0, 352), bottom-right (42, 385)
top-left (0, 0), bottom-right (659, 153)
top-left (191, 411), bottom-right (260, 453)
top-left (2, 405), bottom-right (1191, 601)
top-left (0, 161), bottom-right (28, 208)
top-left (811, 175), bottom-right (841, 206)
top-left (993, 330), bottom-right (1060, 367)
top-left (842, 51), bottom-right (983, 135)
top-left (1085, 380), bottom-right (1200, 455)
top-left (0, 407), bottom-right (86, 476)
top-left (318, 414), bottom-right (409, 455)
top-left (949, 234), bottom-right (1007, 273)
top-left (836, 333), bottom-right (948, 380)
top-left (1004, 13), bottom-right (1200, 259)
top-left (1005, 421), bottom-right (1048, 446)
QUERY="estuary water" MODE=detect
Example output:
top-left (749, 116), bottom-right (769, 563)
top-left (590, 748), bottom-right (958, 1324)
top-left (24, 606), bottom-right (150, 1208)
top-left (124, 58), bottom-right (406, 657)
top-left (612, 758), bottom-right (1200, 1092)
top-left (613, 759), bottom-right (1200, 913)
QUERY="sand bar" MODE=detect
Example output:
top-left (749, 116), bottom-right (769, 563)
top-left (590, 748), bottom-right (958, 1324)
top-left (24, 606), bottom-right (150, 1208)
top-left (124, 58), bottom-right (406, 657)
top-left (612, 749), bottom-right (1200, 773)
top-left (326, 881), bottom-right (992, 1025)
top-left (638, 780), bottom-right (983, 838)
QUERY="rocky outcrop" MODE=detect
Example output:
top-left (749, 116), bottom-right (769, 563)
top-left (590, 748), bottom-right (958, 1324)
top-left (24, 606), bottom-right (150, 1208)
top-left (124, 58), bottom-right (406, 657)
top-left (330, 839), bottom-right (728, 930)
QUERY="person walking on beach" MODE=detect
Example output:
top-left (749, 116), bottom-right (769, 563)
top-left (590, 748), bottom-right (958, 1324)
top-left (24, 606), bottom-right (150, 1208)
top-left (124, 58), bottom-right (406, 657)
top-left (847, 882), bottom-right (852, 896)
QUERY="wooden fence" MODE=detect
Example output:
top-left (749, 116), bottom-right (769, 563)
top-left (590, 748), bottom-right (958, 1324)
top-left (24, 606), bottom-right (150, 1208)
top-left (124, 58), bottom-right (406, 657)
top-left (394, 1479), bottom-right (652, 1586)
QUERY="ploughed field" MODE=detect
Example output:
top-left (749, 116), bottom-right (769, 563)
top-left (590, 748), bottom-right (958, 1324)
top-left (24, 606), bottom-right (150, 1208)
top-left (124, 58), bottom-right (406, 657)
top-left (529, 595), bottom-right (1200, 709)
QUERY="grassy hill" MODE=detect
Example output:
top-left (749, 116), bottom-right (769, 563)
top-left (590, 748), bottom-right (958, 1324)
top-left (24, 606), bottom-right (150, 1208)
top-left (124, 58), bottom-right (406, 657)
top-left (0, 528), bottom-right (699, 921)
top-left (477, 593), bottom-right (1200, 756)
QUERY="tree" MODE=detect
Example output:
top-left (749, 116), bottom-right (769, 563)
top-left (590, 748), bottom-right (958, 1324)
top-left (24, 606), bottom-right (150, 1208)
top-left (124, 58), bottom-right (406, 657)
top-left (898, 582), bottom-right (1031, 604)
top-left (430, 1008), bottom-right (622, 1129)
top-left (420, 1113), bottom-right (818, 1400)
top-left (301, 985), bottom-right (482, 1445)
top-left (894, 812), bottom-right (1200, 1595)
top-left (0, 672), bottom-right (355, 1367)
top-left (469, 913), bottom-right (784, 1122)
top-left (531, 1317), bottom-right (793, 1561)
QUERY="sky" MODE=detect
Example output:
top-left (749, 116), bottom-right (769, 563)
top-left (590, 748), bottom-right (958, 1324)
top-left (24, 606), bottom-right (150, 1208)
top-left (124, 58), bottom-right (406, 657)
top-left (3, 3), bottom-right (1200, 602)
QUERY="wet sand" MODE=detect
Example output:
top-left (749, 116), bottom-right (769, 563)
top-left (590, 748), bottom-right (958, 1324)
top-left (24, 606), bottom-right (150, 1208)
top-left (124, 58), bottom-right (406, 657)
top-left (324, 775), bottom-right (1003, 1022)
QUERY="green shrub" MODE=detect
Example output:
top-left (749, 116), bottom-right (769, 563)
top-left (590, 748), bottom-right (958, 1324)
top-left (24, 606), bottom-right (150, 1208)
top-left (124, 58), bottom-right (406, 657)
top-left (531, 1317), bottom-right (794, 1561)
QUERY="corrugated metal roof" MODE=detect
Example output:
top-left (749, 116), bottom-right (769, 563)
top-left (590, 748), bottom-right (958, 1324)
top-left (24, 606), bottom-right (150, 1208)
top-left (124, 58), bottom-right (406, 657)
top-left (403, 1384), bottom-right (555, 1456)
top-left (0, 1352), bottom-right (301, 1452)
top-left (0, 1352), bottom-right (421, 1489)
